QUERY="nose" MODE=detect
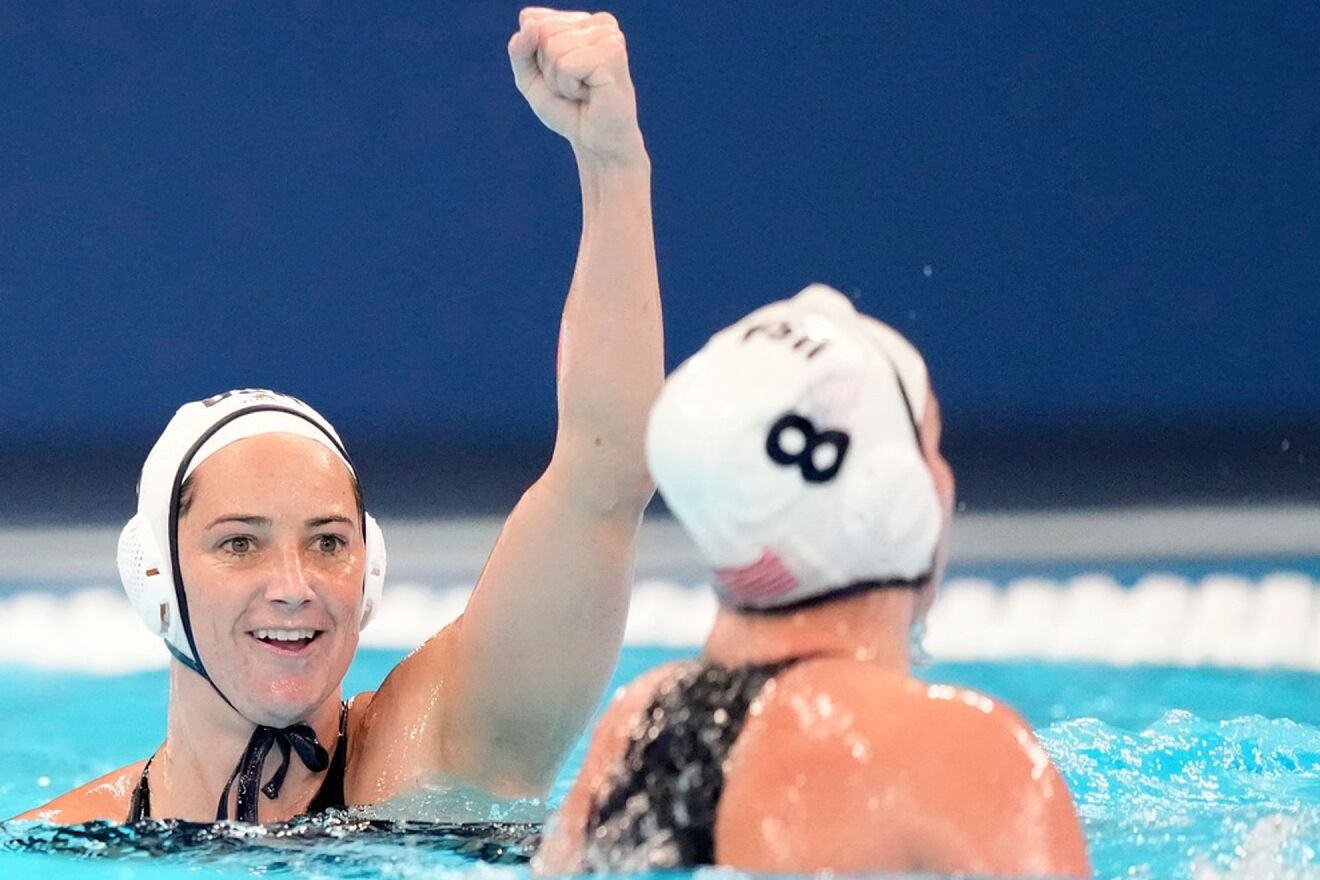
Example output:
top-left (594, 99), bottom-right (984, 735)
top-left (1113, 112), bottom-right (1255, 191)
top-left (264, 541), bottom-right (315, 609)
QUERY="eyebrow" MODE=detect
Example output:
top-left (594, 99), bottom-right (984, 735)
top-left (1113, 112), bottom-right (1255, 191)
top-left (306, 515), bottom-right (355, 529)
top-left (202, 515), bottom-right (355, 530)
top-left (205, 515), bottom-right (272, 530)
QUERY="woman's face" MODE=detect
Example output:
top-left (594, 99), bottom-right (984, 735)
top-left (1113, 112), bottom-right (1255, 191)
top-left (176, 433), bottom-right (364, 727)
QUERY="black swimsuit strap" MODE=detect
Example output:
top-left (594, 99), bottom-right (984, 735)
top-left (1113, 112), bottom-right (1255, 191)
top-left (584, 655), bottom-right (813, 870)
top-left (305, 698), bottom-right (350, 814)
top-left (125, 702), bottom-right (350, 824)
top-left (126, 756), bottom-right (153, 823)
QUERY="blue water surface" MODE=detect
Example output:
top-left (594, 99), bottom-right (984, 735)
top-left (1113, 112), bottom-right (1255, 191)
top-left (2, 648), bottom-right (1317, 879)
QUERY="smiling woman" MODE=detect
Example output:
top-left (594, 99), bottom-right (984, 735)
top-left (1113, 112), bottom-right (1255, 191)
top-left (177, 430), bottom-right (368, 729)
top-left (9, 5), bottom-right (663, 828)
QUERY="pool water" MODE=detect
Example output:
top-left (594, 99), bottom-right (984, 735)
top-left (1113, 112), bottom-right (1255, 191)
top-left (1, 647), bottom-right (1317, 880)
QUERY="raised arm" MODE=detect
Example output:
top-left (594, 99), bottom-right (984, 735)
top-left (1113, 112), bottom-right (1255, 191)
top-left (350, 7), bottom-right (662, 802)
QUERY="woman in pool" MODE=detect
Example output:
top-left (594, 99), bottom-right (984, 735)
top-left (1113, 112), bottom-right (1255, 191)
top-left (536, 285), bottom-right (1092, 877)
top-left (14, 7), bottom-right (662, 825)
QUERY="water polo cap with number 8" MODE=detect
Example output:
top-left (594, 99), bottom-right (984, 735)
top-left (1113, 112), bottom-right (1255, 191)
top-left (645, 284), bottom-right (942, 611)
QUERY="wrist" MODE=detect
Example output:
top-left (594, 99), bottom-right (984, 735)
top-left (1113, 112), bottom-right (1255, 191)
top-left (572, 134), bottom-right (651, 178)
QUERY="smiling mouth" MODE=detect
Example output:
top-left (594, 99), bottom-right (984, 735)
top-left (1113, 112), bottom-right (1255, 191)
top-left (249, 628), bottom-right (323, 653)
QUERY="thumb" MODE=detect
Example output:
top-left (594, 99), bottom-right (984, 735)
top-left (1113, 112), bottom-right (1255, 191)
top-left (508, 21), bottom-right (540, 94)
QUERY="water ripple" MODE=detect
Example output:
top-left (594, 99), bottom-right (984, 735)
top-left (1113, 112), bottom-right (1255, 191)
top-left (1043, 712), bottom-right (1320, 879)
top-left (0, 812), bottom-right (540, 877)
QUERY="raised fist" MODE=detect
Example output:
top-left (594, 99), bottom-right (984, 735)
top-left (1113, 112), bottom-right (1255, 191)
top-left (509, 8), bottom-right (644, 165)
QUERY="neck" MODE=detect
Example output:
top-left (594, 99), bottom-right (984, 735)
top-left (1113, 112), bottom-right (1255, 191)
top-left (703, 586), bottom-right (917, 673)
top-left (154, 662), bottom-right (341, 822)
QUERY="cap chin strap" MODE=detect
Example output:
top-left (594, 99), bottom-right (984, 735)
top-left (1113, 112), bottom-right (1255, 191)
top-left (165, 640), bottom-right (208, 678)
top-left (216, 722), bottom-right (330, 822)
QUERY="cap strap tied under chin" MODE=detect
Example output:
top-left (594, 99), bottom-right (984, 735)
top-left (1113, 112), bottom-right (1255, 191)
top-left (217, 723), bottom-right (330, 822)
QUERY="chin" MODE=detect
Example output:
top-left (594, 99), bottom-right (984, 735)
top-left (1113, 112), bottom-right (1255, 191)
top-left (221, 635), bottom-right (356, 726)
top-left (250, 675), bottom-right (336, 727)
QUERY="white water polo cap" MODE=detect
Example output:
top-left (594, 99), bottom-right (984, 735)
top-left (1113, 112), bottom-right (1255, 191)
top-left (646, 284), bottom-right (943, 611)
top-left (117, 389), bottom-right (387, 674)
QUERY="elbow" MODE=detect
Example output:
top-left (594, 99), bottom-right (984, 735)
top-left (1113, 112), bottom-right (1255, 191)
top-left (588, 467), bottom-right (656, 519)
top-left (576, 468), bottom-right (655, 520)
top-left (550, 431), bottom-right (657, 519)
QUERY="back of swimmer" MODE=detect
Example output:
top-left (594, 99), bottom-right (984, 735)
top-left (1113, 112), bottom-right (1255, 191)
top-left (534, 284), bottom-right (1092, 878)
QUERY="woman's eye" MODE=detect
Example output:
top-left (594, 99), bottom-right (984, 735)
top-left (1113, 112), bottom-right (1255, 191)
top-left (316, 535), bottom-right (346, 554)
top-left (222, 536), bottom-right (253, 555)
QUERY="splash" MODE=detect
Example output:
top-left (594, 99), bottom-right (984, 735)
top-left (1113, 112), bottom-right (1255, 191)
top-left (1192, 815), bottom-right (1320, 880)
top-left (1045, 711), bottom-right (1320, 879)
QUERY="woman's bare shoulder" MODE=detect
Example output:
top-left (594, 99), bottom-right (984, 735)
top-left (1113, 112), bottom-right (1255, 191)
top-left (8, 760), bottom-right (149, 825)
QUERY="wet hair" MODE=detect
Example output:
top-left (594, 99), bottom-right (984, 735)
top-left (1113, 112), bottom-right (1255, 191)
top-left (177, 470), bottom-right (367, 534)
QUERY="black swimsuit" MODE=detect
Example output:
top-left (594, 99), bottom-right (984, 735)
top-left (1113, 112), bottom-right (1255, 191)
top-left (582, 658), bottom-right (807, 871)
top-left (126, 702), bottom-right (349, 823)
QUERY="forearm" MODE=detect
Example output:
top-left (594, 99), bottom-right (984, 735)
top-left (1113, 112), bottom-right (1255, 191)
top-left (430, 153), bottom-right (658, 791)
top-left (552, 145), bottom-right (663, 512)
top-left (401, 7), bottom-right (660, 799)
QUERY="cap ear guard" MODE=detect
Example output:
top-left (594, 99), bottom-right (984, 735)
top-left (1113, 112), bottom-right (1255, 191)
top-left (117, 513), bottom-right (183, 645)
top-left (361, 513), bottom-right (386, 629)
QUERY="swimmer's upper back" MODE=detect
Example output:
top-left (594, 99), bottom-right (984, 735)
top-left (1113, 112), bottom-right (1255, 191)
top-left (717, 658), bottom-right (1091, 876)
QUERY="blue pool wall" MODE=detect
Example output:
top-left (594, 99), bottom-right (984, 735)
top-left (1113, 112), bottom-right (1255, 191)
top-left (0, 2), bottom-right (1316, 516)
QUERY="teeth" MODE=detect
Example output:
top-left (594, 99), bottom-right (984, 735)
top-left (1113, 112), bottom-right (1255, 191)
top-left (254, 629), bottom-right (317, 642)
